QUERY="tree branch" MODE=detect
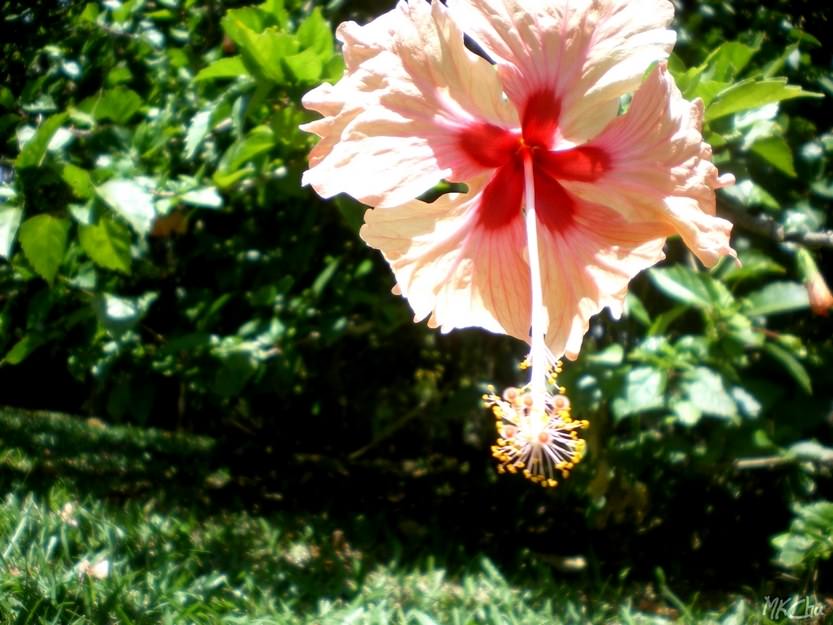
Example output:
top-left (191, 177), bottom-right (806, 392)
top-left (717, 200), bottom-right (833, 249)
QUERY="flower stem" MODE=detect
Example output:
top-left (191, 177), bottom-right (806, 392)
top-left (522, 150), bottom-right (547, 400)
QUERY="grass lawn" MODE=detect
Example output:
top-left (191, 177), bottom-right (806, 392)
top-left (0, 408), bottom-right (822, 624)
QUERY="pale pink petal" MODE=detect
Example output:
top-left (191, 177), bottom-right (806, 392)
top-left (560, 63), bottom-right (736, 267)
top-left (537, 202), bottom-right (669, 360)
top-left (359, 177), bottom-right (532, 340)
top-left (302, 1), bottom-right (518, 208)
top-left (447, 0), bottom-right (675, 145)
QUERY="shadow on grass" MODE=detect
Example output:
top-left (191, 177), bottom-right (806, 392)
top-left (0, 404), bottom-right (816, 611)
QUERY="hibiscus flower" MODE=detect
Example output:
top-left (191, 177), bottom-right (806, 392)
top-left (301, 0), bottom-right (736, 485)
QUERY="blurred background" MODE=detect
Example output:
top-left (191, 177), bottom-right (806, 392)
top-left (0, 0), bottom-right (831, 622)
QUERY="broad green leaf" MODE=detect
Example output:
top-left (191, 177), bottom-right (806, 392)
top-left (720, 179), bottom-right (779, 211)
top-left (744, 281), bottom-right (809, 317)
top-left (18, 214), bottom-right (70, 283)
top-left (681, 367), bottom-right (737, 419)
top-left (258, 0), bottom-right (288, 28)
top-left (706, 78), bottom-right (821, 121)
top-left (586, 344), bottom-right (624, 367)
top-left (612, 366), bottom-right (667, 420)
top-left (97, 179), bottom-right (156, 235)
top-left (296, 8), bottom-right (333, 57)
top-left (649, 266), bottom-right (734, 310)
top-left (764, 342), bottom-right (811, 394)
top-left (722, 250), bottom-right (785, 283)
top-left (673, 400), bottom-right (702, 427)
top-left (222, 14), bottom-right (296, 83)
top-left (194, 56), bottom-right (250, 82)
top-left (284, 49), bottom-right (322, 82)
top-left (222, 7), bottom-right (269, 38)
top-left (61, 163), bottom-right (95, 199)
top-left (731, 386), bottom-right (762, 418)
top-left (79, 218), bottom-right (132, 273)
top-left (749, 136), bottom-right (797, 177)
top-left (702, 39), bottom-right (760, 81)
top-left (213, 350), bottom-right (257, 398)
top-left (15, 113), bottom-right (68, 168)
top-left (0, 204), bottom-right (23, 258)
top-left (86, 87), bottom-right (143, 124)
top-left (94, 292), bottom-right (158, 337)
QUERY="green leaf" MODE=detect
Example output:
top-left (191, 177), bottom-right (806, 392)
top-left (79, 218), bottom-right (132, 273)
top-left (2, 334), bottom-right (44, 365)
top-left (673, 400), bottom-right (702, 427)
top-left (764, 342), bottom-right (812, 394)
top-left (258, 0), bottom-right (288, 28)
top-left (184, 110), bottom-right (213, 159)
top-left (18, 214), bottom-right (70, 283)
top-left (213, 351), bottom-right (257, 398)
top-left (0, 86), bottom-right (15, 109)
top-left (744, 281), bottom-right (809, 316)
top-left (649, 266), bottom-right (734, 310)
top-left (625, 293), bottom-right (651, 326)
top-left (86, 87), bottom-right (143, 124)
top-left (194, 56), bottom-right (250, 82)
top-left (96, 179), bottom-right (156, 235)
top-left (701, 40), bottom-right (760, 81)
top-left (15, 113), bottom-right (68, 169)
top-left (0, 204), bottom-right (23, 259)
top-left (749, 136), bottom-right (797, 177)
top-left (284, 49), bottom-right (322, 82)
top-left (61, 163), bottom-right (95, 199)
top-left (296, 8), bottom-right (333, 57)
top-left (94, 292), bottom-right (158, 338)
top-left (789, 441), bottom-right (833, 464)
top-left (213, 126), bottom-right (275, 188)
top-left (705, 78), bottom-right (821, 121)
top-left (611, 366), bottom-right (667, 420)
top-left (222, 15), bottom-right (296, 84)
top-left (721, 250), bottom-right (785, 283)
top-left (586, 344), bottom-right (624, 367)
top-left (222, 7), bottom-right (269, 37)
top-left (647, 305), bottom-right (687, 336)
top-left (720, 180), bottom-right (779, 210)
top-left (681, 367), bottom-right (737, 419)
top-left (181, 187), bottom-right (223, 209)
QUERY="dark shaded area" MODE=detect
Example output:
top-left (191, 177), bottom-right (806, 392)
top-left (2, 406), bottom-right (829, 603)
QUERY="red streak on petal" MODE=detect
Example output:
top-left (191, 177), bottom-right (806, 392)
top-left (534, 169), bottom-right (576, 233)
top-left (458, 123), bottom-right (520, 168)
top-left (536, 146), bottom-right (610, 182)
top-left (522, 90), bottom-right (561, 149)
top-left (478, 158), bottom-right (524, 230)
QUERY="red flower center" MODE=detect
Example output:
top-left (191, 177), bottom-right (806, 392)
top-left (457, 89), bottom-right (610, 231)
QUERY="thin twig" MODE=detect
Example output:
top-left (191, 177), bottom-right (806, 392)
top-left (734, 456), bottom-right (796, 470)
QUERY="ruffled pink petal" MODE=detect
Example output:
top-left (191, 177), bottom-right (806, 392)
top-left (447, 0), bottom-right (675, 146)
top-left (301, 1), bottom-right (518, 208)
top-left (359, 177), bottom-right (532, 341)
top-left (535, 196), bottom-right (669, 360)
top-left (561, 62), bottom-right (736, 267)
